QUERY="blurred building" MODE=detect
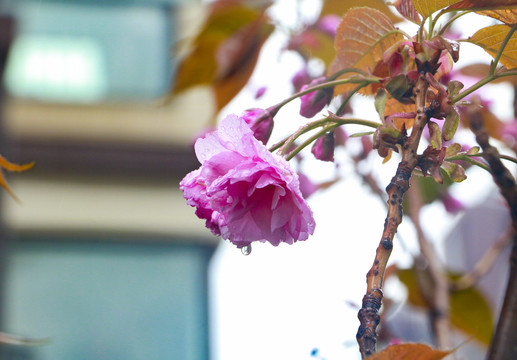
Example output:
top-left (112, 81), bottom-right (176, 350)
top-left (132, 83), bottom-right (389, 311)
top-left (0, 1), bottom-right (217, 359)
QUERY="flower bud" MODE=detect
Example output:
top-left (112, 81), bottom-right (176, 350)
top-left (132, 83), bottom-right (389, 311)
top-left (311, 132), bottom-right (335, 162)
top-left (241, 108), bottom-right (274, 144)
top-left (300, 77), bottom-right (333, 118)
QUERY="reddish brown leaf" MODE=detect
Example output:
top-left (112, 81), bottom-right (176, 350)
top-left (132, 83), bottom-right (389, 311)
top-left (0, 155), bottom-right (34, 203)
top-left (369, 343), bottom-right (452, 360)
top-left (448, 0), bottom-right (517, 24)
top-left (393, 0), bottom-right (422, 23)
top-left (331, 7), bottom-right (404, 95)
top-left (448, 0), bottom-right (517, 10)
top-left (213, 17), bottom-right (274, 111)
top-left (171, 0), bottom-right (273, 113)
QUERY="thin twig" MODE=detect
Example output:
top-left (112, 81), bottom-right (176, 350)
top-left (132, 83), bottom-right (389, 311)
top-left (450, 229), bottom-right (512, 292)
top-left (408, 178), bottom-right (452, 350)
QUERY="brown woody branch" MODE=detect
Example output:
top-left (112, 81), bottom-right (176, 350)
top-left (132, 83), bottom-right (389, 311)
top-left (469, 108), bottom-right (517, 360)
top-left (356, 75), bottom-right (430, 358)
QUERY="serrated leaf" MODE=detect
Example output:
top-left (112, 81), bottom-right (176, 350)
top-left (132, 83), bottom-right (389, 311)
top-left (412, 0), bottom-right (463, 18)
top-left (468, 24), bottom-right (517, 69)
top-left (320, 0), bottom-right (402, 23)
top-left (448, 0), bottom-right (517, 24)
top-left (395, 0), bottom-right (422, 23)
top-left (331, 7), bottom-right (404, 95)
top-left (369, 343), bottom-right (452, 360)
top-left (449, 1), bottom-right (517, 26)
top-left (443, 110), bottom-right (460, 141)
top-left (478, 9), bottom-right (517, 25)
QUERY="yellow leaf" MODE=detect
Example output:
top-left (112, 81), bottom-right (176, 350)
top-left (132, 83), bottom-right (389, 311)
top-left (0, 155), bottom-right (34, 203)
top-left (478, 9), bottom-right (517, 25)
top-left (331, 7), bottom-right (404, 95)
top-left (369, 343), bottom-right (452, 360)
top-left (449, 278), bottom-right (494, 345)
top-left (320, 0), bottom-right (402, 23)
top-left (398, 267), bottom-right (494, 346)
top-left (468, 24), bottom-right (517, 69)
top-left (385, 98), bottom-right (416, 130)
top-left (412, 0), bottom-right (463, 18)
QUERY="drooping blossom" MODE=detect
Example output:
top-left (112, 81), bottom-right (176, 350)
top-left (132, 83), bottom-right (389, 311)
top-left (180, 114), bottom-right (315, 248)
top-left (311, 132), bottom-right (335, 162)
top-left (300, 77), bottom-right (333, 118)
top-left (241, 108), bottom-right (274, 144)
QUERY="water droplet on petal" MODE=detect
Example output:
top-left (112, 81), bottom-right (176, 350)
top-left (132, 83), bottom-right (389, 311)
top-left (241, 244), bottom-right (252, 256)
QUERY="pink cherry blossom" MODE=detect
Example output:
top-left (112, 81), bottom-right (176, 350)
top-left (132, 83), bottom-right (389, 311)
top-left (180, 114), bottom-right (315, 248)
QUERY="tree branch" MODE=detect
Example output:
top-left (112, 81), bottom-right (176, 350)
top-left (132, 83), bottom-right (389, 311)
top-left (469, 107), bottom-right (517, 360)
top-left (356, 75), bottom-right (430, 358)
top-left (450, 230), bottom-right (511, 291)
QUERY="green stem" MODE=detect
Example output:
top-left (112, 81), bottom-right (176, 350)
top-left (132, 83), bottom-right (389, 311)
top-left (286, 124), bottom-right (338, 161)
top-left (436, 11), bottom-right (471, 37)
top-left (469, 152), bottom-right (517, 166)
top-left (446, 154), bottom-right (491, 172)
top-left (274, 73), bottom-right (379, 110)
top-left (270, 117), bottom-right (379, 157)
top-left (452, 70), bottom-right (517, 104)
